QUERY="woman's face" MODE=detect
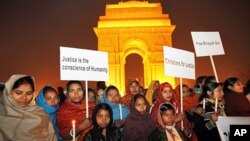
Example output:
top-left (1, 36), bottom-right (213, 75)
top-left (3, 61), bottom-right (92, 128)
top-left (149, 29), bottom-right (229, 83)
top-left (88, 91), bottom-right (96, 102)
top-left (45, 90), bottom-right (59, 107)
top-left (97, 89), bottom-right (104, 101)
top-left (68, 83), bottom-right (83, 103)
top-left (229, 80), bottom-right (244, 93)
top-left (213, 85), bottom-right (224, 100)
top-left (161, 110), bottom-right (176, 126)
top-left (182, 86), bottom-right (190, 97)
top-left (96, 109), bottom-right (111, 128)
top-left (11, 83), bottom-right (34, 107)
top-left (129, 82), bottom-right (140, 95)
top-left (134, 97), bottom-right (147, 114)
top-left (107, 89), bottom-right (120, 104)
top-left (161, 87), bottom-right (173, 102)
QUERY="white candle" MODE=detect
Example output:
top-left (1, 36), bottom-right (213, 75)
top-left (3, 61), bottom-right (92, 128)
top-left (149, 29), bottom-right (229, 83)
top-left (203, 98), bottom-right (206, 109)
top-left (72, 120), bottom-right (76, 141)
top-left (86, 80), bottom-right (89, 118)
top-left (119, 104), bottom-right (122, 120)
top-left (215, 98), bottom-right (218, 112)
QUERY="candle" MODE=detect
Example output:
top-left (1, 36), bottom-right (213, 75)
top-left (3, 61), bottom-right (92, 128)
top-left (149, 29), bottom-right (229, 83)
top-left (119, 104), bottom-right (122, 120)
top-left (203, 98), bottom-right (206, 109)
top-left (215, 98), bottom-right (218, 112)
top-left (72, 120), bottom-right (76, 141)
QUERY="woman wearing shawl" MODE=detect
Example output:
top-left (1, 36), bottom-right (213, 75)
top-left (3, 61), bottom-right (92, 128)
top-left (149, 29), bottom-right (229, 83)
top-left (120, 80), bottom-right (140, 109)
top-left (148, 103), bottom-right (189, 141)
top-left (0, 75), bottom-right (57, 141)
top-left (101, 85), bottom-right (129, 131)
top-left (223, 77), bottom-right (250, 116)
top-left (151, 82), bottom-right (184, 126)
top-left (123, 94), bottom-right (156, 141)
top-left (83, 103), bottom-right (122, 141)
top-left (36, 85), bottom-right (62, 141)
top-left (56, 81), bottom-right (95, 141)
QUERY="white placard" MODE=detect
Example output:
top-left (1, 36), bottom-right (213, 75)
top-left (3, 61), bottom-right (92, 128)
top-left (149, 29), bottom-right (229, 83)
top-left (216, 116), bottom-right (250, 141)
top-left (60, 46), bottom-right (108, 81)
top-left (191, 32), bottom-right (225, 57)
top-left (163, 46), bottom-right (195, 79)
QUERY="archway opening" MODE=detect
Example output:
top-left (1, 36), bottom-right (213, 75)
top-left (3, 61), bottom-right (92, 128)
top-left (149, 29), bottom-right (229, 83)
top-left (125, 53), bottom-right (144, 87)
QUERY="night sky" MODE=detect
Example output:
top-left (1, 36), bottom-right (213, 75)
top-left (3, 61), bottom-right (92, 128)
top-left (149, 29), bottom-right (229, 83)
top-left (0, 0), bottom-right (249, 91)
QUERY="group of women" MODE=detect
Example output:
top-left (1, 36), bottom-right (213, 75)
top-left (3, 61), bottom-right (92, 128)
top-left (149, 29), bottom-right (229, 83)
top-left (0, 74), bottom-right (249, 141)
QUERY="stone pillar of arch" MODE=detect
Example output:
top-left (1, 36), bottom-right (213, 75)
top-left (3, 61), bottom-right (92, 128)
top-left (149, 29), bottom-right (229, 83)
top-left (94, 1), bottom-right (176, 94)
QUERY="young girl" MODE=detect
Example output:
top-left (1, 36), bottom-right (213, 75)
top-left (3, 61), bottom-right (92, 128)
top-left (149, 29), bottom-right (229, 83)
top-left (194, 82), bottom-right (225, 141)
top-left (0, 75), bottom-right (57, 141)
top-left (101, 85), bottom-right (129, 131)
top-left (36, 85), bottom-right (61, 141)
top-left (83, 103), bottom-right (122, 141)
top-left (223, 77), bottom-right (250, 116)
top-left (123, 94), bottom-right (155, 141)
top-left (148, 103), bottom-right (188, 141)
top-left (56, 81), bottom-right (95, 141)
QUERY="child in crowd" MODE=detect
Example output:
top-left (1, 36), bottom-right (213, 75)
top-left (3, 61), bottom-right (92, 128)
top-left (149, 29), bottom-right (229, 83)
top-left (193, 82), bottom-right (225, 141)
top-left (36, 85), bottom-right (61, 140)
top-left (148, 103), bottom-right (189, 141)
top-left (101, 85), bottom-right (129, 133)
top-left (123, 94), bottom-right (155, 141)
top-left (83, 103), bottom-right (122, 141)
top-left (56, 81), bottom-right (95, 141)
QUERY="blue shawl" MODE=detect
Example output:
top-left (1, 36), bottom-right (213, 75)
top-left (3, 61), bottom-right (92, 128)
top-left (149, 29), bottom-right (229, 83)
top-left (100, 90), bottom-right (130, 122)
top-left (36, 87), bottom-right (61, 141)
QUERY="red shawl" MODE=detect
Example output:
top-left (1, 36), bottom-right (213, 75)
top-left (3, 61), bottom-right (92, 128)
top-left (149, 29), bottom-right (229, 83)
top-left (56, 100), bottom-right (95, 141)
top-left (151, 83), bottom-right (179, 125)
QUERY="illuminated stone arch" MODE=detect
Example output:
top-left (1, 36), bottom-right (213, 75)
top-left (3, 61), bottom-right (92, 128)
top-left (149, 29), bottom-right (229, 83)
top-left (94, 1), bottom-right (176, 94)
top-left (120, 38), bottom-right (149, 90)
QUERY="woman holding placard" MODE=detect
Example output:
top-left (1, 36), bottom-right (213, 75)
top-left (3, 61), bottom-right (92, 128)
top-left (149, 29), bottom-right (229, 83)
top-left (193, 82), bottom-right (225, 141)
top-left (223, 77), bottom-right (250, 116)
top-left (56, 81), bottom-right (95, 141)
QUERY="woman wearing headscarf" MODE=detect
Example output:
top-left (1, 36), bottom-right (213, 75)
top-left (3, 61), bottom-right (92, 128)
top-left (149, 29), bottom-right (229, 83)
top-left (36, 85), bottom-right (62, 141)
top-left (83, 103), bottom-right (122, 141)
top-left (123, 94), bottom-right (156, 141)
top-left (120, 80), bottom-right (140, 109)
top-left (151, 82), bottom-right (184, 127)
top-left (100, 85), bottom-right (129, 131)
top-left (0, 74), bottom-right (57, 141)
